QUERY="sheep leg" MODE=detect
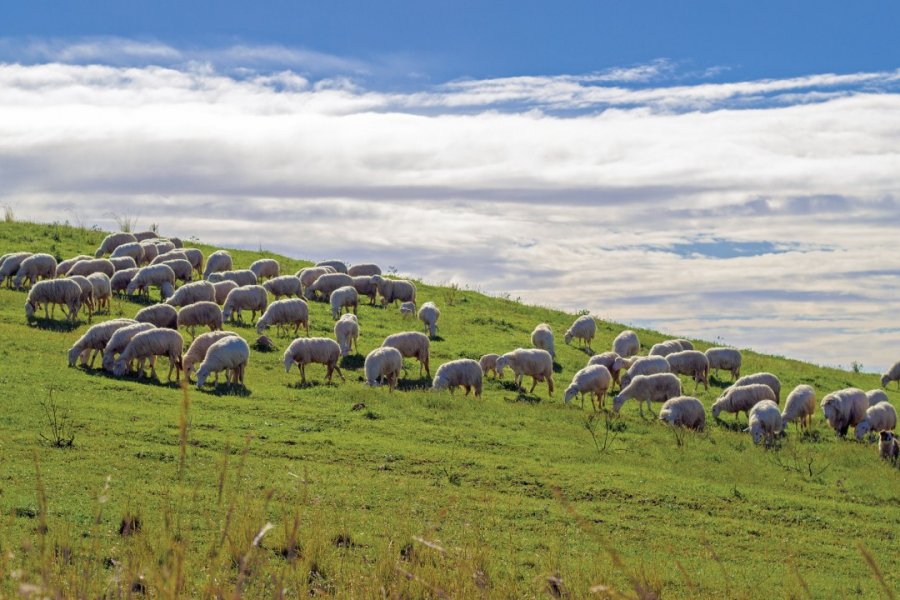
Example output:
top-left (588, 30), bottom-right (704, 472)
top-left (299, 363), bottom-right (307, 384)
top-left (333, 363), bottom-right (345, 382)
top-left (529, 378), bottom-right (537, 394)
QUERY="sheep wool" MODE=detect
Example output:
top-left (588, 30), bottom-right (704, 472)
top-left (203, 250), bottom-right (233, 279)
top-left (564, 315), bottom-right (596, 350)
top-left (25, 279), bottom-right (82, 323)
top-left (94, 232), bottom-right (138, 257)
top-left (56, 255), bottom-right (93, 277)
top-left (212, 280), bottom-right (239, 305)
top-left (659, 396), bottom-right (706, 431)
top-left (257, 298), bottom-right (310, 337)
top-left (222, 285), bottom-right (268, 323)
top-left (86, 272), bottom-right (112, 313)
top-left (418, 301), bottom-right (440, 338)
top-left (531, 323), bottom-right (555, 358)
top-left (263, 275), bottom-right (303, 299)
top-left (479, 354), bottom-right (501, 379)
top-left (732, 372), bottom-right (781, 404)
top-left (855, 403), bottom-right (897, 441)
top-left (433, 359), bottom-right (483, 398)
top-left (352, 276), bottom-right (379, 305)
top-left (183, 330), bottom-right (239, 381)
top-left (334, 313), bottom-right (359, 356)
top-left (283, 337), bottom-right (344, 384)
top-left (620, 356), bottom-right (670, 389)
top-left (821, 388), bottom-right (869, 437)
top-left (364, 346), bottom-right (403, 391)
top-left (135, 303), bottom-right (178, 330)
top-left (613, 373), bottom-right (682, 416)
top-left (330, 285), bottom-right (359, 319)
top-left (371, 275), bottom-right (416, 307)
top-left (316, 259), bottom-right (348, 274)
top-left (304, 273), bottom-right (354, 302)
top-left (564, 364), bottom-right (612, 411)
top-left (1, 252), bottom-right (33, 288)
top-left (866, 389), bottom-right (890, 406)
top-left (382, 331), bottom-right (431, 377)
top-left (196, 336), bottom-right (250, 388)
top-left (705, 348), bottom-right (742, 380)
top-left (348, 263), bottom-right (381, 277)
top-left (746, 400), bottom-right (782, 445)
top-left (664, 350), bottom-right (710, 391)
top-left (781, 385), bottom-right (816, 430)
top-left (712, 384), bottom-right (776, 421)
top-left (112, 328), bottom-right (183, 381)
top-left (14, 253), bottom-right (57, 290)
top-left (249, 258), bottom-right (280, 282)
top-left (880, 360), bottom-right (900, 390)
top-left (68, 258), bottom-right (116, 279)
top-left (67, 318), bottom-right (136, 368)
top-left (879, 431), bottom-right (899, 461)
top-left (165, 280), bottom-right (216, 307)
top-left (177, 301), bottom-right (223, 337)
top-left (496, 348), bottom-right (554, 396)
top-left (612, 330), bottom-right (640, 357)
top-left (102, 322), bottom-right (157, 371)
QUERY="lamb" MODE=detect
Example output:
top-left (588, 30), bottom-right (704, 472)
top-left (102, 322), bottom-right (157, 371)
top-left (283, 337), bottom-right (345, 384)
top-left (620, 356), bottom-right (670, 388)
top-left (296, 266), bottom-right (335, 290)
top-left (161, 259), bottom-right (194, 284)
top-left (732, 372), bottom-right (781, 403)
top-left (705, 347), bottom-right (742, 380)
top-left (866, 389), bottom-right (890, 406)
top-left (330, 285), bottom-right (359, 319)
top-left (249, 258), bottom-right (280, 282)
top-left (400, 301), bottom-right (417, 318)
top-left (352, 275), bottom-right (379, 305)
top-left (135, 303), bottom-right (178, 329)
top-left (564, 364), bottom-right (612, 410)
top-left (112, 328), bottom-right (184, 382)
top-left (316, 259), bottom-right (348, 274)
top-left (711, 384), bottom-right (777, 422)
top-left (781, 385), bottom-right (817, 430)
top-left (364, 346), bottom-right (402, 391)
top-left (432, 359), bottom-right (483, 398)
top-left (649, 340), bottom-right (686, 357)
top-left (180, 248), bottom-right (204, 277)
top-left (496, 348), bottom-right (554, 396)
top-left (182, 330), bottom-right (239, 382)
top-left (94, 232), bottom-right (137, 257)
top-left (196, 336), bottom-right (250, 388)
top-left (207, 270), bottom-right (258, 287)
top-left (587, 352), bottom-right (623, 386)
top-left (746, 400), bottom-right (783, 445)
top-left (67, 275), bottom-right (95, 320)
top-left (262, 275), bottom-right (303, 299)
top-left (479, 354), bottom-right (501, 379)
top-left (138, 241), bottom-right (158, 264)
top-left (304, 273), bottom-right (354, 302)
top-left (203, 250), bottom-right (233, 279)
top-left (371, 275), bottom-right (416, 307)
top-left (658, 396), bottom-right (706, 431)
top-left (212, 280), bottom-right (239, 305)
top-left (880, 361), bottom-right (900, 389)
top-left (126, 264), bottom-right (177, 300)
top-left (612, 330), bottom-right (640, 357)
top-left (165, 280), bottom-right (216, 308)
top-left (564, 315), bottom-right (596, 350)
top-left (879, 431), bottom-right (899, 461)
top-left (665, 350), bottom-right (710, 391)
top-left (382, 331), bottom-right (431, 377)
top-left (67, 318), bottom-right (136, 368)
top-left (530, 323), bottom-right (555, 358)
top-left (256, 298), bottom-right (310, 337)
top-left (68, 258), bottom-right (115, 278)
top-left (13, 253), bottom-right (57, 289)
top-left (821, 388), bottom-right (869, 437)
top-left (222, 285), bottom-right (268, 323)
top-left (25, 279), bottom-right (83, 323)
top-left (177, 301), bottom-right (223, 338)
top-left (0, 252), bottom-right (32, 287)
top-left (151, 250), bottom-right (188, 266)
top-left (109, 256), bottom-right (138, 271)
top-left (613, 373), bottom-right (682, 416)
top-left (56, 255), bottom-right (92, 276)
top-left (109, 242), bottom-right (145, 264)
top-left (334, 313), bottom-right (359, 356)
top-left (348, 263), bottom-right (381, 277)
top-left (418, 301), bottom-right (440, 338)
top-left (855, 403), bottom-right (897, 441)
top-left (111, 268), bottom-right (139, 296)
top-left (86, 272), bottom-right (112, 313)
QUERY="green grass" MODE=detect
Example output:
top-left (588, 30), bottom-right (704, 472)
top-left (0, 219), bottom-right (898, 598)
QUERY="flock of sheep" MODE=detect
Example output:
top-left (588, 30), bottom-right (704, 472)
top-left (2, 230), bottom-right (899, 464)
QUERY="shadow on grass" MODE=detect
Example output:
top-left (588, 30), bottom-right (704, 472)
top-left (552, 362), bottom-right (563, 373)
top-left (287, 379), bottom-right (342, 390)
top-left (429, 335), bottom-right (445, 342)
top-left (715, 417), bottom-right (746, 432)
top-left (504, 392), bottom-right (543, 404)
top-left (340, 354), bottom-right (365, 369)
top-left (396, 377), bottom-right (432, 392)
top-left (28, 317), bottom-right (80, 332)
top-left (200, 383), bottom-right (252, 397)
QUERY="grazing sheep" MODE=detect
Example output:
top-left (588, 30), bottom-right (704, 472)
top-left (531, 323), bottom-right (555, 358)
top-left (433, 359), bottom-right (484, 398)
top-left (180, 248), bottom-right (204, 277)
top-left (14, 253), bottom-right (57, 289)
top-left (613, 373), bottom-right (682, 416)
top-left (364, 346), bottom-right (402, 391)
top-left (297, 266), bottom-right (336, 290)
top-left (212, 280), bottom-right (239, 305)
top-left (855, 403), bottom-right (898, 441)
top-left (56, 254), bottom-right (93, 276)
top-left (256, 298), bottom-right (310, 337)
top-left (418, 301), bottom-right (440, 338)
top-left (881, 361), bottom-right (900, 389)
top-left (479, 354), bottom-right (501, 379)
top-left (153, 239), bottom-right (176, 255)
top-left (169, 237), bottom-right (184, 249)
top-left (177, 301), bottom-right (223, 338)
top-left (68, 258), bottom-right (115, 278)
top-left (165, 280), bottom-right (216, 307)
top-left (25, 279), bottom-right (82, 323)
top-left (564, 364), bottom-right (612, 410)
top-left (109, 256), bottom-right (138, 272)
top-left (564, 315), bottom-right (596, 350)
top-left (126, 264), bottom-right (176, 300)
top-left (203, 250), bottom-right (233, 279)
top-left (86, 272), bottom-right (112, 313)
top-left (665, 350), bottom-right (710, 391)
top-left (348, 263), bottom-right (381, 277)
top-left (612, 330), bottom-right (640, 357)
top-left (659, 396), bottom-right (706, 431)
top-left (371, 275), bottom-right (416, 307)
top-left (102, 322), bottom-right (156, 371)
top-left (705, 347), bottom-right (742, 380)
top-left (382, 331), bottom-right (431, 378)
top-left (400, 301), bottom-right (417, 318)
top-left (67, 275), bottom-right (95, 320)
top-left (866, 389), bottom-right (890, 406)
top-left (496, 348), bottom-right (554, 396)
top-left (263, 275), bottom-right (303, 299)
top-left (67, 318), bottom-right (136, 368)
top-left (182, 330), bottom-right (239, 382)
top-left (113, 328), bottom-right (184, 382)
top-left (712, 384), bottom-right (777, 422)
top-left (673, 339), bottom-right (694, 350)
top-left (109, 242), bottom-right (145, 264)
top-left (94, 232), bottom-right (137, 257)
top-left (316, 259), bottom-right (348, 274)
top-left (151, 250), bottom-right (188, 266)
top-left (135, 303), bottom-right (178, 330)
top-left (781, 385), bottom-right (817, 430)
top-left (196, 336), bottom-right (250, 388)
top-left (732, 372), bottom-right (781, 403)
top-left (207, 270), bottom-right (258, 287)
top-left (821, 388), bottom-right (869, 437)
top-left (138, 242), bottom-right (158, 265)
top-left (879, 431), bottom-right (899, 461)
top-left (352, 275), bottom-right (379, 305)
top-left (249, 258), bottom-right (280, 282)
top-left (587, 352), bottom-right (623, 386)
top-left (132, 231), bottom-right (158, 242)
top-left (0, 252), bottom-right (32, 287)
top-left (161, 259), bottom-right (193, 284)
top-left (304, 273), bottom-right (354, 302)
top-left (223, 285), bottom-right (268, 323)
top-left (334, 313), bottom-right (359, 356)
top-left (746, 400), bottom-right (783, 445)
top-left (111, 268), bottom-right (139, 296)
top-left (330, 285), bottom-right (359, 319)
top-left (283, 337), bottom-right (344, 384)
top-left (649, 340), bottom-right (686, 357)
top-left (620, 356), bottom-right (670, 388)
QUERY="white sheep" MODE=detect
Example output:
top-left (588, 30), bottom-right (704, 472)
top-left (208, 270), bottom-right (259, 287)
top-left (203, 250), bottom-right (233, 279)
top-left (479, 354), bottom-right (501, 379)
top-left (0, 252), bottom-right (32, 287)
top-left (316, 259), bottom-right (348, 274)
top-left (418, 301), bottom-right (440, 338)
top-left (303, 273), bottom-right (354, 302)
top-left (855, 403), bottom-right (897, 441)
top-left (262, 275), bottom-right (303, 299)
top-left (161, 259), bottom-right (194, 284)
top-left (364, 346), bottom-right (402, 391)
top-left (881, 361), bottom-right (900, 389)
top-left (665, 350), bottom-right (710, 391)
top-left (673, 339), bottom-right (694, 350)
top-left (613, 373), bottom-right (682, 416)
top-left (256, 298), bottom-right (310, 337)
top-left (212, 280), bottom-right (239, 305)
top-left (587, 352), bottom-right (623, 386)
top-left (334, 313), bottom-right (359, 356)
top-left (153, 239), bottom-right (176, 255)
top-left (126, 264), bottom-right (176, 300)
top-left (165, 280), bottom-right (216, 308)
top-left (400, 301), bottom-right (417, 318)
top-left (94, 232), bottom-right (137, 257)
top-left (169, 237), bottom-right (184, 249)
top-left (151, 250), bottom-right (188, 266)
top-left (182, 330), bottom-right (239, 382)
top-left (177, 301), bottom-right (223, 338)
top-left (330, 285), bottom-right (359, 319)
top-left (132, 231), bottom-right (158, 242)
top-left (352, 275), bottom-right (379, 305)
top-left (180, 248), bottom-right (204, 277)
top-left (612, 330), bottom-right (640, 357)
top-left (781, 385), bottom-right (817, 431)
top-left (705, 347), bottom-right (742, 380)
top-left (496, 348), bottom-right (554, 396)
top-left (249, 258), bottom-right (280, 282)
top-left (371, 275), bottom-right (416, 307)
top-left (109, 242), bottom-right (145, 264)
top-left (649, 340), bottom-right (685, 357)
top-left (113, 328), bottom-right (184, 381)
top-left (821, 388), bottom-right (869, 437)
top-left (86, 272), bottom-right (112, 313)
top-left (14, 253), bottom-right (57, 290)
top-left (67, 275), bottom-right (95, 321)
top-left (25, 279), bottom-right (83, 323)
top-left (102, 322), bottom-right (156, 371)
top-left (382, 331), bottom-right (431, 378)
top-left (433, 359), bottom-right (483, 398)
top-left (879, 431), bottom-right (899, 461)
top-left (296, 266), bottom-right (335, 290)
top-left (732, 372), bottom-right (781, 403)
top-left (138, 242), bottom-right (158, 265)
top-left (134, 303), bottom-right (178, 329)
top-left (222, 285), bottom-right (268, 323)
top-left (620, 356), bottom-right (670, 388)
top-left (67, 318), bottom-right (136, 368)
top-left (866, 389), bottom-right (890, 406)
top-left (55, 254), bottom-right (92, 277)
top-left (746, 400), bottom-right (783, 445)
top-left (68, 258), bottom-right (115, 278)
top-left (348, 263), bottom-right (381, 277)
top-left (196, 336), bottom-right (250, 388)
top-left (530, 323), bottom-right (555, 358)
top-left (564, 364), bottom-right (612, 410)
top-left (109, 256), bottom-right (138, 272)
top-left (283, 337), bottom-right (345, 384)
top-left (712, 384), bottom-right (777, 422)
top-left (564, 315), bottom-right (596, 350)
top-left (658, 396), bottom-right (706, 431)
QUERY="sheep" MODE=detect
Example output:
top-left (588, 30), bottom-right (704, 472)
top-left (180, 248), bottom-right (204, 277)
top-left (879, 431), bottom-right (899, 461)
top-left (138, 241), bottom-right (158, 265)
top-left (364, 347), bottom-right (402, 391)
top-left (249, 258), bottom-right (280, 282)
top-left (866, 389), bottom-right (890, 406)
top-left (109, 256), bottom-right (138, 272)
top-left (212, 280), bottom-right (239, 305)
top-left (151, 250), bottom-right (188, 266)
top-left (67, 258), bottom-right (115, 278)
top-left (564, 364), bottom-right (612, 411)
top-left (781, 385), bottom-right (817, 431)
top-left (208, 270), bottom-right (258, 287)
top-left (496, 348), bottom-right (554, 396)
top-left (112, 328), bottom-right (184, 382)
top-left (821, 388), bottom-right (869, 437)
top-left (330, 286), bottom-right (359, 319)
top-left (304, 273), bottom-right (354, 302)
top-left (334, 313), bottom-right (359, 356)
top-left (613, 373), bottom-right (682, 416)
top-left (283, 337), bottom-right (344, 384)
top-left (352, 275), bottom-right (379, 305)
top-left (665, 350), bottom-right (710, 391)
top-left (881, 360), bottom-right (900, 390)
top-left (153, 239), bottom-right (176, 255)
top-left (531, 323), bottom-right (555, 358)
top-left (371, 275), bottom-right (416, 307)
top-left (86, 272), bottom-right (112, 313)
top-left (673, 339), bottom-right (694, 350)
top-left (56, 255), bottom-right (93, 276)
top-left (94, 232), bottom-right (137, 257)
top-left (13, 253), bottom-right (57, 289)
top-left (177, 301), bottom-right (223, 338)
top-left (382, 332), bottom-right (431, 378)
top-left (659, 396), bottom-right (706, 431)
top-left (732, 372), bottom-right (781, 404)
top-left (400, 301), bottom-right (417, 318)
top-left (705, 348), bottom-right (742, 380)
top-left (67, 318), bottom-right (136, 368)
top-left (102, 322), bottom-right (156, 371)
top-left (67, 275), bottom-right (95, 320)
top-left (418, 301), bottom-right (440, 338)
top-left (165, 280), bottom-right (216, 308)
top-left (132, 231), bottom-right (158, 242)
top-left (432, 359), bottom-right (483, 398)
top-left (161, 259), bottom-right (193, 284)
top-left (712, 384), bottom-right (777, 422)
top-left (135, 303), bottom-right (178, 329)
top-left (587, 352), bottom-right (623, 386)
top-left (126, 264), bottom-right (176, 300)
top-left (196, 336), bottom-right (250, 388)
top-left (203, 250), bottom-right (233, 279)
top-left (612, 330), bottom-right (640, 357)
top-left (222, 285), bottom-right (268, 323)
top-left (348, 263), bottom-right (381, 277)
top-left (109, 242), bottom-right (145, 264)
top-left (746, 400), bottom-right (783, 445)
top-left (316, 259), bottom-right (348, 274)
top-left (0, 252), bottom-right (32, 287)
top-left (620, 356), bottom-right (670, 389)
top-left (25, 279), bottom-right (82, 323)
top-left (296, 266), bottom-right (335, 290)
top-left (855, 403), bottom-right (897, 441)
top-left (263, 275), bottom-right (303, 299)
top-left (564, 315), bottom-right (596, 350)
top-left (169, 236), bottom-right (184, 249)
top-left (256, 298), bottom-right (310, 337)
top-left (182, 330), bottom-right (239, 382)
top-left (479, 354), bottom-right (501, 379)
top-left (649, 340), bottom-right (686, 357)
top-left (111, 268), bottom-right (139, 296)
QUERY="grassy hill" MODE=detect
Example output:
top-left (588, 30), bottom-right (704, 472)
top-left (0, 220), bottom-right (897, 598)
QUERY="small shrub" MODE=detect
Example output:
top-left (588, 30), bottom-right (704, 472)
top-left (3, 204), bottom-right (14, 223)
top-left (38, 387), bottom-right (75, 448)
